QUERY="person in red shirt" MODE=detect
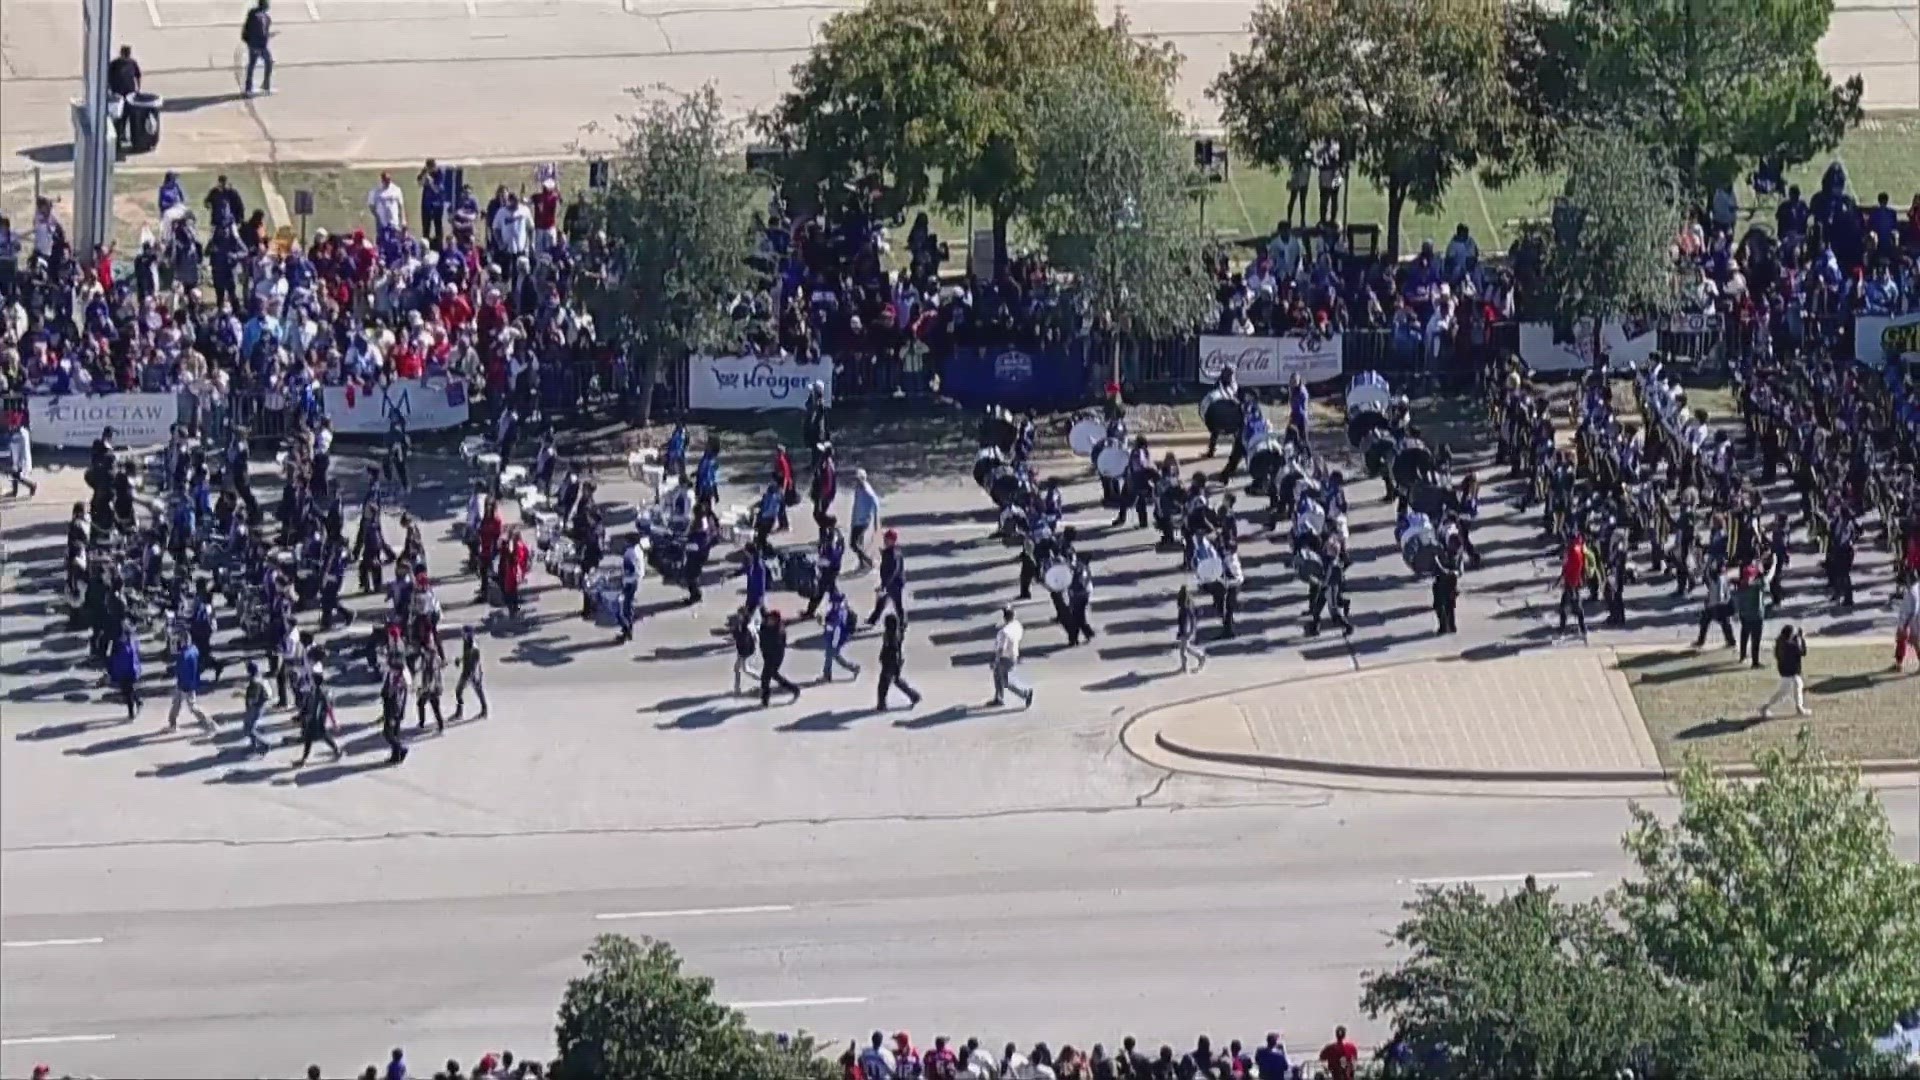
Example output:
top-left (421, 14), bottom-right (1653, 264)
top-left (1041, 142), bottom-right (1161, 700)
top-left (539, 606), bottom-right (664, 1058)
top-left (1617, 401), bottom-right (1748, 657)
top-left (531, 176), bottom-right (561, 253)
top-left (1559, 530), bottom-right (1589, 639)
top-left (475, 498), bottom-right (503, 601)
top-left (772, 443), bottom-right (795, 532)
top-left (498, 528), bottom-right (531, 619)
top-left (1318, 1025), bottom-right (1358, 1080)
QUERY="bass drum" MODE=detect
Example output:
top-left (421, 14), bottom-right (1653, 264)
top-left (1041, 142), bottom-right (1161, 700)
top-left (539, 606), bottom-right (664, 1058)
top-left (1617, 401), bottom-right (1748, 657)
top-left (1042, 558), bottom-right (1074, 594)
top-left (1363, 431), bottom-right (1396, 477)
top-left (1399, 523), bottom-right (1440, 576)
top-left (1095, 439), bottom-right (1130, 479)
top-left (1346, 406), bottom-right (1391, 450)
top-left (1345, 370), bottom-right (1390, 416)
top-left (1068, 415), bottom-right (1106, 457)
top-left (1276, 462), bottom-right (1320, 510)
top-left (1407, 481), bottom-right (1456, 519)
top-left (972, 446), bottom-right (1007, 489)
top-left (1392, 439), bottom-right (1435, 493)
top-left (988, 467), bottom-right (1026, 509)
top-left (1200, 389), bottom-right (1240, 435)
top-left (1246, 432), bottom-right (1288, 491)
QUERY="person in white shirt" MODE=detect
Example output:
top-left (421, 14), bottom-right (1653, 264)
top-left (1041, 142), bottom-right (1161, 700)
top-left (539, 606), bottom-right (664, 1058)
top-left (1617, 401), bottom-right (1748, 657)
top-left (492, 193), bottom-right (533, 258)
top-left (367, 171), bottom-right (407, 233)
top-left (7, 420), bottom-right (37, 498)
top-left (1266, 222), bottom-right (1303, 282)
top-left (616, 535), bottom-right (644, 643)
top-left (990, 606), bottom-right (1034, 710)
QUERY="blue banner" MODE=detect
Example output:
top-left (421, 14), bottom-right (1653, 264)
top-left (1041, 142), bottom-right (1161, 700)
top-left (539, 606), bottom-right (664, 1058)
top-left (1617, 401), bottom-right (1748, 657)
top-left (942, 340), bottom-right (1094, 413)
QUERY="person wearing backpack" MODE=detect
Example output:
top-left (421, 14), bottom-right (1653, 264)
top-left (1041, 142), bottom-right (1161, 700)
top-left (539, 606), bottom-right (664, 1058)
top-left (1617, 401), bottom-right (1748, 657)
top-left (241, 0), bottom-right (274, 96)
top-left (1758, 623), bottom-right (1811, 719)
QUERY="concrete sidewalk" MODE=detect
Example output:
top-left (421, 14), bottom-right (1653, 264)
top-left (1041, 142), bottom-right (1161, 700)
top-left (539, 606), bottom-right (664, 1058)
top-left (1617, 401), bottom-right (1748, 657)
top-left (1123, 648), bottom-right (1920, 797)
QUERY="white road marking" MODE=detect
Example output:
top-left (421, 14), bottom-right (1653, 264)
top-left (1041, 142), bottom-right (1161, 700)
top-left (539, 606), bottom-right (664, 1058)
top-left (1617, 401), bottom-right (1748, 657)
top-left (1400, 871), bottom-right (1596, 886)
top-left (466, 0), bottom-right (479, 17)
top-left (731, 996), bottom-right (868, 1010)
top-left (0, 1033), bottom-right (117, 1047)
top-left (143, 0), bottom-right (165, 29)
top-left (1, 937), bottom-right (105, 949)
top-left (305, 0), bottom-right (322, 21)
top-left (594, 904), bottom-right (794, 921)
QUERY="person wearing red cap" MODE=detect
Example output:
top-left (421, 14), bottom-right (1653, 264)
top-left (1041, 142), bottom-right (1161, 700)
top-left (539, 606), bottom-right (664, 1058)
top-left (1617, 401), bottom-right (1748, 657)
top-left (1733, 561), bottom-right (1767, 668)
top-left (868, 529), bottom-right (907, 628)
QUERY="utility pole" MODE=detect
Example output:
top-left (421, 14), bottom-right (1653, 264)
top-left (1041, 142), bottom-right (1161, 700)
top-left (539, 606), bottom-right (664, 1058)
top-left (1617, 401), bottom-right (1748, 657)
top-left (72, 0), bottom-right (115, 258)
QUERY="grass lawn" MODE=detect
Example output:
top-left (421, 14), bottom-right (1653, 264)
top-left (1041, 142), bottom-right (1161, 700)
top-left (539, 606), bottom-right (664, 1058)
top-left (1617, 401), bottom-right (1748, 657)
top-left (1617, 644), bottom-right (1919, 768)
top-left (1, 168), bottom-right (266, 254)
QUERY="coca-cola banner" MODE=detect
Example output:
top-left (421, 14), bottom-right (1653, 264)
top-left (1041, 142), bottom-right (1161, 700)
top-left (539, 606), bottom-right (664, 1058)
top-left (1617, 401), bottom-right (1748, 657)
top-left (1196, 332), bottom-right (1343, 386)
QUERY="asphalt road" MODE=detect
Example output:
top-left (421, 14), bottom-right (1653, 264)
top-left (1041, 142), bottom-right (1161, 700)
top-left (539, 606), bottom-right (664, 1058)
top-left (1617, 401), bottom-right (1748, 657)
top-left (2, 423), bottom-right (1915, 1077)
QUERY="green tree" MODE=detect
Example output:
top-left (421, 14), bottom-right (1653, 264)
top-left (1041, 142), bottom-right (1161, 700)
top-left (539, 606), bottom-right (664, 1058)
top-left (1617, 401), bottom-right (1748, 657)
top-left (1620, 732), bottom-right (1920, 1071)
top-left (579, 84), bottom-right (760, 424)
top-left (1210, 0), bottom-right (1522, 258)
top-left (1024, 60), bottom-right (1217, 386)
top-left (553, 935), bottom-right (835, 1080)
top-left (1360, 733), bottom-right (1920, 1079)
top-left (1362, 884), bottom-right (1675, 1079)
top-left (1530, 125), bottom-right (1687, 349)
top-left (1544, 0), bottom-right (1865, 199)
top-left (762, 0), bottom-right (1177, 272)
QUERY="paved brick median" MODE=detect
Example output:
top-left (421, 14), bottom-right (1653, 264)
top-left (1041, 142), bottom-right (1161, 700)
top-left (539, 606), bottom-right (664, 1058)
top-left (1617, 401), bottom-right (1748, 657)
top-left (1153, 652), bottom-right (1664, 779)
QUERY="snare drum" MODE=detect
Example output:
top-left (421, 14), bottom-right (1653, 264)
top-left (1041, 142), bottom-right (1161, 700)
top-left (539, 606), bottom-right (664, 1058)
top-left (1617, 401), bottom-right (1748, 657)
top-left (1094, 439), bottom-right (1129, 479)
top-left (1193, 553), bottom-right (1224, 586)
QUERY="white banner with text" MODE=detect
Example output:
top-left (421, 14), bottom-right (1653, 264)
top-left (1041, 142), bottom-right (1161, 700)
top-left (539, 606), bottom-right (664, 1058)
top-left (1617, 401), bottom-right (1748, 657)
top-left (28, 392), bottom-right (179, 448)
top-left (689, 354), bottom-right (832, 411)
top-left (1196, 333), bottom-right (1343, 386)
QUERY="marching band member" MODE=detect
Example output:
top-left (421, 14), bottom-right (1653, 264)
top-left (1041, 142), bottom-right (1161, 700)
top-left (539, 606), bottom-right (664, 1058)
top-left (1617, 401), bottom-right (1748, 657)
top-left (1456, 472), bottom-right (1482, 568)
top-left (1112, 436), bottom-right (1155, 530)
top-left (1286, 372), bottom-right (1310, 448)
top-left (1217, 389), bottom-right (1266, 484)
top-left (616, 534), bottom-right (644, 643)
top-left (1204, 364), bottom-right (1238, 458)
top-left (695, 435), bottom-right (722, 512)
top-left (1304, 533), bottom-right (1351, 637)
top-left (1174, 585), bottom-right (1207, 673)
top-left (1431, 542), bottom-right (1461, 634)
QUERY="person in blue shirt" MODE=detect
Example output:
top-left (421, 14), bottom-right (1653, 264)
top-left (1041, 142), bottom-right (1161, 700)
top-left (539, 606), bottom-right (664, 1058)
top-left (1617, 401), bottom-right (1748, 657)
top-left (849, 468), bottom-right (881, 573)
top-left (108, 626), bottom-right (143, 720)
top-left (157, 171), bottom-right (186, 216)
top-left (1287, 373), bottom-right (1310, 447)
top-left (168, 640), bottom-right (213, 732)
top-left (742, 544), bottom-right (770, 614)
top-left (662, 423), bottom-right (689, 480)
top-left (695, 436), bottom-right (721, 509)
top-left (820, 589), bottom-right (860, 682)
top-left (753, 480), bottom-right (785, 546)
top-left (1254, 1033), bottom-right (1289, 1080)
top-left (417, 159), bottom-right (446, 247)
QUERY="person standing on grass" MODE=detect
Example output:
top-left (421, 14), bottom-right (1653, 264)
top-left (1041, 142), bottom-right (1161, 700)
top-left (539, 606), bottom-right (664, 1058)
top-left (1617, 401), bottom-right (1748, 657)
top-left (1733, 562), bottom-right (1767, 668)
top-left (1759, 624), bottom-right (1811, 719)
top-left (241, 0), bottom-right (273, 97)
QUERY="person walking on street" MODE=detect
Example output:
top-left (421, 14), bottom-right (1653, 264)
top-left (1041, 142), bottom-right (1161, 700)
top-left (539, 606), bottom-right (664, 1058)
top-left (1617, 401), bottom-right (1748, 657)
top-left (1733, 562), bottom-right (1767, 668)
top-left (875, 612), bottom-right (921, 711)
top-left (820, 590), bottom-right (861, 683)
top-left (168, 640), bottom-right (214, 732)
top-left (1692, 564), bottom-right (1736, 649)
top-left (758, 609), bottom-right (801, 707)
top-left (414, 646), bottom-right (446, 733)
top-left (868, 529), bottom-right (907, 627)
top-left (108, 625), bottom-right (142, 720)
top-left (728, 605), bottom-right (761, 696)
top-left (450, 626), bottom-right (489, 720)
top-left (1432, 544), bottom-right (1461, 634)
top-left (6, 420), bottom-right (37, 498)
top-left (850, 469), bottom-right (881, 573)
top-left (241, 0), bottom-right (274, 96)
top-left (990, 606), bottom-right (1034, 710)
top-left (616, 534), bottom-right (643, 643)
top-left (1759, 623), bottom-right (1811, 719)
top-left (1896, 578), bottom-right (1920, 672)
top-left (241, 659), bottom-right (271, 754)
top-left (380, 659), bottom-right (411, 765)
top-left (1556, 531), bottom-right (1588, 641)
top-left (291, 672), bottom-right (341, 765)
top-left (803, 515), bottom-right (845, 620)
top-left (1174, 585), bottom-right (1207, 674)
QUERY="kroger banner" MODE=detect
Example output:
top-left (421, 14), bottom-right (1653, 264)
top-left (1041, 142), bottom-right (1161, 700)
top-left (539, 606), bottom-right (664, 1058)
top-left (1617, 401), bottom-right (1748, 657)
top-left (1855, 312), bottom-right (1920, 369)
top-left (689, 354), bottom-right (830, 411)
top-left (322, 379), bottom-right (470, 435)
top-left (1196, 333), bottom-right (1343, 386)
top-left (28, 391), bottom-right (178, 448)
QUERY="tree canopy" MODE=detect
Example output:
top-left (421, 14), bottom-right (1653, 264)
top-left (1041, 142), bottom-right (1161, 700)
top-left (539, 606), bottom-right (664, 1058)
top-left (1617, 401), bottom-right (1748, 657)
top-left (1024, 58), bottom-right (1217, 356)
top-left (1531, 125), bottom-right (1689, 331)
top-left (1540, 0), bottom-right (1866, 198)
top-left (578, 84), bottom-right (761, 423)
top-left (553, 935), bottom-right (835, 1080)
top-left (1210, 0), bottom-right (1521, 259)
top-left (1363, 733), bottom-right (1920, 1079)
top-left (762, 0), bottom-right (1178, 271)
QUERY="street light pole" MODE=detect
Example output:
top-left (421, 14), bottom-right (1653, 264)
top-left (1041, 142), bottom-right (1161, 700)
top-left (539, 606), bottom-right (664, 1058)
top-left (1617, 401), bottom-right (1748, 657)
top-left (73, 0), bottom-right (116, 258)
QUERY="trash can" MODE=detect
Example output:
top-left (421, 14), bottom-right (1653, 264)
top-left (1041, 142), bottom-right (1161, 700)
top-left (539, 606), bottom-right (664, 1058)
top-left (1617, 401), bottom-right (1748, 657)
top-left (125, 92), bottom-right (164, 154)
